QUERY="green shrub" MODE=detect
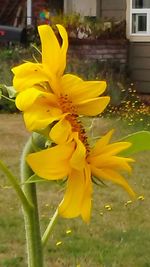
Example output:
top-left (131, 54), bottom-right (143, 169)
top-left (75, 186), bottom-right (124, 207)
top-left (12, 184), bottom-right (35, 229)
top-left (50, 13), bottom-right (126, 40)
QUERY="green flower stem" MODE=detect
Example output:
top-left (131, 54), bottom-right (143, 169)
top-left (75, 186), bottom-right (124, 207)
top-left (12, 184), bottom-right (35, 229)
top-left (1, 94), bottom-right (15, 102)
top-left (42, 208), bottom-right (59, 248)
top-left (0, 160), bottom-right (32, 211)
top-left (21, 137), bottom-right (43, 267)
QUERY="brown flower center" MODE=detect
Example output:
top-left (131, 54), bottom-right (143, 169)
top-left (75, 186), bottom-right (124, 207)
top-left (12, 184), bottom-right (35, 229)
top-left (58, 94), bottom-right (89, 151)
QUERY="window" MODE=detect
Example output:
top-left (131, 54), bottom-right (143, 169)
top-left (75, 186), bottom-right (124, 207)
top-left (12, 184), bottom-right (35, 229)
top-left (132, 13), bottom-right (147, 33)
top-left (132, 0), bottom-right (150, 8)
top-left (130, 0), bottom-right (150, 35)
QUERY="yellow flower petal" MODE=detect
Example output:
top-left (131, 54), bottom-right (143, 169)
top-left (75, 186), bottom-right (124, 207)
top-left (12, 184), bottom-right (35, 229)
top-left (61, 74), bottom-right (82, 93)
top-left (100, 142), bottom-right (132, 156)
top-left (76, 96), bottom-right (110, 116)
top-left (81, 163), bottom-right (92, 222)
top-left (16, 87), bottom-right (57, 111)
top-left (61, 74), bottom-right (107, 102)
top-left (58, 169), bottom-right (86, 218)
top-left (38, 25), bottom-right (60, 73)
top-left (27, 143), bottom-right (75, 180)
top-left (12, 62), bottom-right (48, 91)
top-left (49, 118), bottom-right (72, 144)
top-left (38, 24), bottom-right (68, 79)
top-left (23, 98), bottom-right (62, 131)
top-left (70, 134), bottom-right (86, 170)
top-left (90, 155), bottom-right (134, 173)
top-left (90, 132), bottom-right (133, 158)
top-left (56, 24), bottom-right (68, 76)
top-left (91, 166), bottom-right (136, 197)
top-left (90, 130), bottom-right (114, 156)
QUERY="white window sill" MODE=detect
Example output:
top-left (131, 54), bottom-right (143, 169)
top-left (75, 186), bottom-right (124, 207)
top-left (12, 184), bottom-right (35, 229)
top-left (127, 34), bottom-right (150, 42)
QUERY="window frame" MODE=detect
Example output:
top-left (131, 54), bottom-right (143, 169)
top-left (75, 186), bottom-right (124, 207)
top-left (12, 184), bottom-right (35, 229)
top-left (126, 0), bottom-right (150, 41)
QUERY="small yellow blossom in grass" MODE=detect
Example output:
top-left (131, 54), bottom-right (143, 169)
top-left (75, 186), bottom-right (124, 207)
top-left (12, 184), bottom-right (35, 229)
top-left (104, 204), bottom-right (112, 211)
top-left (138, 195), bottom-right (144, 201)
top-left (124, 200), bottom-right (132, 206)
top-left (100, 211), bottom-right (103, 216)
top-left (45, 203), bottom-right (49, 207)
top-left (56, 241), bottom-right (62, 246)
top-left (27, 129), bottom-right (136, 222)
top-left (76, 265), bottom-right (81, 267)
top-left (12, 24), bottom-right (109, 139)
top-left (66, 229), bottom-right (72, 234)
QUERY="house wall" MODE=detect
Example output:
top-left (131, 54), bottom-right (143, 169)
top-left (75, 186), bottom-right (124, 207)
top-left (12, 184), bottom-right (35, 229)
top-left (63, 0), bottom-right (150, 94)
top-left (129, 43), bottom-right (150, 94)
top-left (99, 0), bottom-right (126, 20)
top-left (64, 0), bottom-right (96, 16)
top-left (64, 0), bottom-right (126, 19)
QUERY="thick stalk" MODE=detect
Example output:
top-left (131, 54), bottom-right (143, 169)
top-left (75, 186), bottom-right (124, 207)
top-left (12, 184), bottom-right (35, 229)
top-left (21, 137), bottom-right (43, 267)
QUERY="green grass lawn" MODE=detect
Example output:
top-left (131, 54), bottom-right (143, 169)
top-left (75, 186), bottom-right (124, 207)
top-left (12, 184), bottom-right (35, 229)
top-left (0, 114), bottom-right (150, 267)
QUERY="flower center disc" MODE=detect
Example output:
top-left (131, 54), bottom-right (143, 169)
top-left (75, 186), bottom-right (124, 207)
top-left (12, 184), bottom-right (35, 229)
top-left (58, 94), bottom-right (89, 151)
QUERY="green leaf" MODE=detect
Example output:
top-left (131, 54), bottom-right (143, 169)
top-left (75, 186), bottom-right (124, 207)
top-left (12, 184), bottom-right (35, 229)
top-left (0, 160), bottom-right (32, 209)
top-left (4, 85), bottom-right (17, 98)
top-left (25, 174), bottom-right (67, 185)
top-left (25, 174), bottom-right (46, 184)
top-left (119, 131), bottom-right (150, 157)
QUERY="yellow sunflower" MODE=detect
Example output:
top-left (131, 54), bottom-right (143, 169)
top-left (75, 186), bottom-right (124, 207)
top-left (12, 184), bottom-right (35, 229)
top-left (12, 25), bottom-right (110, 136)
top-left (27, 130), bottom-right (135, 222)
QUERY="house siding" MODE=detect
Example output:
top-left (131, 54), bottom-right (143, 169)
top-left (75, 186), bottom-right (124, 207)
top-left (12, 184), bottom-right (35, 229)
top-left (64, 0), bottom-right (96, 16)
top-left (129, 43), bottom-right (150, 94)
top-left (64, 0), bottom-right (150, 94)
top-left (64, 0), bottom-right (126, 20)
top-left (100, 0), bottom-right (126, 20)
top-left (71, 0), bottom-right (96, 16)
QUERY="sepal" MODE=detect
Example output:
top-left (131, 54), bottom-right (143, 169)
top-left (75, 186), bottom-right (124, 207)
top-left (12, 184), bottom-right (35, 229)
top-left (25, 174), bottom-right (45, 184)
top-left (1, 84), bottom-right (17, 98)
